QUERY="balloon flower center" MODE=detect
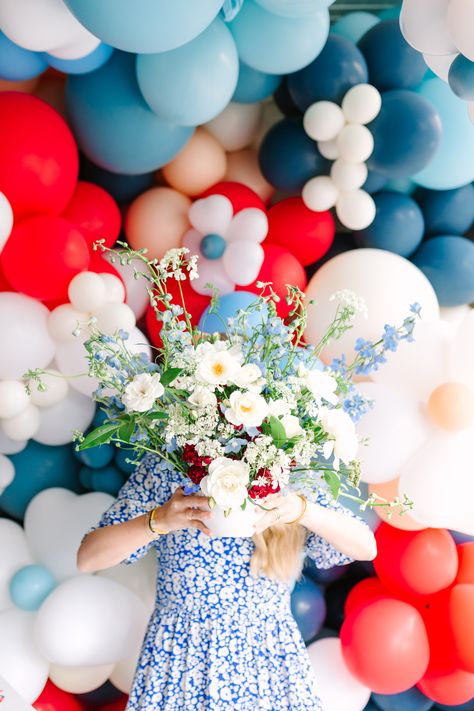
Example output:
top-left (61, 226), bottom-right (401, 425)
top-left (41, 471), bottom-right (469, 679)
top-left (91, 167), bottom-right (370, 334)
top-left (427, 382), bottom-right (474, 432)
top-left (200, 233), bottom-right (226, 260)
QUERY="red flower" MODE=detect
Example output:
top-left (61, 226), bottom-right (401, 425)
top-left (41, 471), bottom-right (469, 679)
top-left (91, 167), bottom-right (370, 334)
top-left (183, 444), bottom-right (211, 485)
top-left (248, 468), bottom-right (280, 500)
top-left (187, 465), bottom-right (206, 485)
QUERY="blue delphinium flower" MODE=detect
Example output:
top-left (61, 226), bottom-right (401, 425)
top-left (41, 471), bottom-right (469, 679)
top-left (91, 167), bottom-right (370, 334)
top-left (343, 391), bottom-right (373, 423)
top-left (382, 324), bottom-right (400, 352)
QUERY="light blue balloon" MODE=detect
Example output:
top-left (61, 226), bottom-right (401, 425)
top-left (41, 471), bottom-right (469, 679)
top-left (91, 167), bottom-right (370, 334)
top-left (9, 564), bottom-right (56, 611)
top-left (66, 52), bottom-right (193, 175)
top-left (63, 0), bottom-right (224, 54)
top-left (46, 43), bottom-right (113, 75)
top-left (0, 32), bottom-right (47, 81)
top-left (256, 0), bottom-right (333, 17)
top-left (378, 7), bottom-right (401, 20)
top-left (137, 19), bottom-right (238, 127)
top-left (331, 11), bottom-right (380, 44)
top-left (198, 291), bottom-right (266, 333)
top-left (230, 0), bottom-right (330, 74)
top-left (413, 78), bottom-right (474, 190)
top-left (233, 61), bottom-right (281, 103)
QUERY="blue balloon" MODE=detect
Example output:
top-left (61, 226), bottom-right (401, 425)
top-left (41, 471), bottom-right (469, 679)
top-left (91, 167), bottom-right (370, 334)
top-left (412, 235), bottom-right (474, 307)
top-left (75, 681), bottom-right (125, 708)
top-left (0, 442), bottom-right (81, 520)
top-left (75, 442), bottom-right (115, 469)
top-left (137, 19), bottom-right (238, 127)
top-left (259, 118), bottom-right (329, 192)
top-left (413, 78), bottom-right (474, 190)
top-left (448, 54), bottom-right (474, 101)
top-left (325, 576), bottom-right (364, 632)
top-left (0, 32), bottom-right (47, 81)
top-left (198, 291), bottom-right (266, 334)
top-left (46, 43), bottom-right (113, 75)
top-left (372, 687), bottom-right (434, 711)
top-left (67, 52), bottom-right (193, 175)
top-left (449, 530), bottom-right (474, 545)
top-left (114, 447), bottom-right (137, 475)
top-left (368, 90), bottom-right (442, 178)
top-left (273, 79), bottom-right (302, 117)
top-left (354, 191), bottom-right (425, 257)
top-left (230, 0), bottom-right (329, 75)
top-left (79, 466), bottom-right (94, 490)
top-left (304, 558), bottom-right (346, 585)
top-left (89, 466), bottom-right (126, 496)
top-left (9, 564), bottom-right (56, 611)
top-left (433, 702), bottom-right (474, 711)
top-left (358, 19), bottom-right (427, 92)
top-left (290, 577), bottom-right (326, 642)
top-left (63, 0), bottom-right (224, 54)
top-left (80, 154), bottom-right (155, 203)
top-left (332, 12), bottom-right (380, 44)
top-left (255, 0), bottom-right (331, 17)
top-left (363, 169), bottom-right (388, 194)
top-left (384, 177), bottom-right (417, 195)
top-left (233, 60), bottom-right (281, 103)
top-left (417, 184), bottom-right (474, 236)
top-left (287, 34), bottom-right (368, 110)
top-left (378, 7), bottom-right (401, 20)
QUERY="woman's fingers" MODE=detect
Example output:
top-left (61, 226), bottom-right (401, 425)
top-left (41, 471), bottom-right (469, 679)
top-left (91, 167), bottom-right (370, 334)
top-left (179, 492), bottom-right (212, 510)
top-left (189, 519), bottom-right (212, 536)
top-left (253, 508), bottom-right (280, 534)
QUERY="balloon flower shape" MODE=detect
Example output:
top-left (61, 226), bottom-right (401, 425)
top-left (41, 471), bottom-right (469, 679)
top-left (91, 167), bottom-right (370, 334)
top-left (183, 194), bottom-right (267, 295)
top-left (356, 308), bottom-right (474, 536)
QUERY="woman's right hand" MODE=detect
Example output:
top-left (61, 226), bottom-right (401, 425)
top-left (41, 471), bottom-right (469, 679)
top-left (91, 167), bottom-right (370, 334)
top-left (154, 487), bottom-right (213, 536)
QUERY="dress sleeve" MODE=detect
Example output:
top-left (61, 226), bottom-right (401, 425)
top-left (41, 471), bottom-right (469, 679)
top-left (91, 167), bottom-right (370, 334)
top-left (304, 489), bottom-right (368, 570)
top-left (83, 454), bottom-right (173, 566)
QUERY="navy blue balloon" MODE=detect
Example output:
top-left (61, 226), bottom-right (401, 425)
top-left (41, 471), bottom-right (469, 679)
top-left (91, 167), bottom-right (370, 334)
top-left (75, 680), bottom-right (124, 708)
top-left (304, 557), bottom-right (346, 585)
top-left (364, 703), bottom-right (383, 711)
top-left (449, 54), bottom-right (474, 101)
top-left (368, 90), bottom-right (442, 178)
top-left (273, 78), bottom-right (302, 117)
top-left (372, 687), bottom-right (434, 711)
top-left (80, 154), bottom-right (155, 203)
top-left (325, 570), bottom-right (369, 631)
top-left (412, 235), bottom-right (474, 306)
top-left (354, 191), bottom-right (425, 257)
top-left (114, 447), bottom-right (137, 474)
top-left (0, 32), bottom-right (47, 81)
top-left (0, 442), bottom-right (81, 520)
top-left (364, 169), bottom-right (388, 194)
top-left (433, 699), bottom-right (474, 710)
top-left (358, 19), bottom-right (427, 92)
top-left (287, 34), bottom-right (368, 110)
top-left (417, 184), bottom-right (474, 236)
top-left (75, 442), bottom-right (115, 469)
top-left (233, 60), bottom-right (281, 103)
top-left (449, 530), bottom-right (474, 545)
top-left (259, 118), bottom-right (329, 192)
top-left (290, 577), bottom-right (326, 643)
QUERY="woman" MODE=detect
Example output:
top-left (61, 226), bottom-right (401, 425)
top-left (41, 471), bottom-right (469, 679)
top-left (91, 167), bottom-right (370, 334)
top-left (78, 454), bottom-right (376, 710)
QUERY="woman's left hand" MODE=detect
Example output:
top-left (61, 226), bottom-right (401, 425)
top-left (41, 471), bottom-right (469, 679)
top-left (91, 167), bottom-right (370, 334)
top-left (253, 492), bottom-right (306, 534)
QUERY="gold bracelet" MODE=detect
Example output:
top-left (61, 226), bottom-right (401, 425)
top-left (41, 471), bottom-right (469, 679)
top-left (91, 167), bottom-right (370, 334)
top-left (147, 507), bottom-right (168, 536)
top-left (286, 495), bottom-right (308, 525)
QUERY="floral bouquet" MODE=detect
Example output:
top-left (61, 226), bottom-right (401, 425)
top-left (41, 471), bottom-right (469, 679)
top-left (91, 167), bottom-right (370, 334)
top-left (28, 243), bottom-right (419, 534)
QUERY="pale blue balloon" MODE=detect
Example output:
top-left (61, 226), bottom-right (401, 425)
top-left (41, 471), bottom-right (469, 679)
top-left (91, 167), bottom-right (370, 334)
top-left (46, 43), bottom-right (113, 75)
top-left (9, 564), bottom-right (56, 611)
top-left (413, 78), bottom-right (474, 190)
top-left (230, 0), bottom-right (330, 75)
top-left (255, 0), bottom-right (334, 17)
top-left (331, 11), bottom-right (380, 44)
top-left (137, 19), bottom-right (238, 127)
top-left (233, 61), bottom-right (281, 103)
top-left (0, 32), bottom-right (47, 81)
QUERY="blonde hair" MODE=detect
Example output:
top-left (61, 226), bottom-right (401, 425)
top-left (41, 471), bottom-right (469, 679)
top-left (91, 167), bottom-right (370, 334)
top-left (250, 524), bottom-right (307, 582)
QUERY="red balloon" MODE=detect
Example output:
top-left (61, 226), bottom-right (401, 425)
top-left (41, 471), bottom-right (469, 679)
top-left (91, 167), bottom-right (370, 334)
top-left (201, 181), bottom-right (266, 213)
top-left (341, 598), bottom-right (430, 693)
top-left (99, 697), bottom-right (129, 711)
top-left (1, 215), bottom-right (90, 301)
top-left (0, 262), bottom-right (12, 292)
top-left (61, 181), bottom-right (121, 249)
top-left (344, 577), bottom-right (392, 616)
top-left (237, 244), bottom-right (307, 318)
top-left (417, 588), bottom-right (458, 676)
top-left (145, 278), bottom-right (210, 348)
top-left (418, 668), bottom-right (474, 706)
top-left (456, 542), bottom-right (474, 584)
top-left (266, 197), bottom-right (334, 266)
top-left (34, 680), bottom-right (85, 711)
top-left (374, 524), bottom-right (458, 598)
top-left (0, 92), bottom-right (78, 219)
top-left (449, 584), bottom-right (474, 673)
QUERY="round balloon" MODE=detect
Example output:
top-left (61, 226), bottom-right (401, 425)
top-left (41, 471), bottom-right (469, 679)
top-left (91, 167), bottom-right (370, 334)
top-left (417, 184), bottom-right (474, 237)
top-left (332, 12), bottom-right (380, 44)
top-left (205, 102), bottom-right (263, 152)
top-left (9, 564), bottom-right (56, 611)
top-left (233, 60), bottom-right (281, 103)
top-left (34, 679), bottom-right (86, 711)
top-left (46, 43), bottom-right (114, 75)
top-left (290, 577), bottom-right (326, 642)
top-left (161, 128), bottom-right (227, 196)
top-left (198, 290), bottom-right (266, 334)
top-left (79, 155), bottom-right (155, 203)
top-left (0, 31), bottom-right (47, 81)
top-left (411, 236), bottom-right (474, 307)
top-left (62, 181), bottom-right (121, 249)
top-left (266, 197), bottom-right (334, 265)
top-left (0, 609), bottom-right (49, 702)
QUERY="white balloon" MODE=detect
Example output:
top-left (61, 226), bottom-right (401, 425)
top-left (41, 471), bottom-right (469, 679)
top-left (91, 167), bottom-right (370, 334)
top-left (422, 52), bottom-right (457, 81)
top-left (303, 101), bottom-right (346, 142)
top-left (331, 160), bottom-right (368, 191)
top-left (317, 138), bottom-right (340, 160)
top-left (225, 208), bottom-right (268, 244)
top-left (29, 370), bottom-right (69, 408)
top-left (205, 102), bottom-right (263, 152)
top-left (99, 553), bottom-right (157, 612)
top-left (336, 190), bottom-right (376, 230)
top-left (342, 84), bottom-right (382, 125)
top-left (0, 454), bottom-right (15, 493)
top-left (190, 257), bottom-right (235, 296)
top-left (0, 293), bottom-right (56, 380)
top-left (304, 249), bottom-right (440, 362)
top-left (2, 404), bottom-right (40, 441)
top-left (47, 31), bottom-right (100, 60)
top-left (307, 638), bottom-right (371, 711)
top-left (33, 388), bottom-right (95, 446)
top-left (440, 304), bottom-right (470, 329)
top-left (447, 0), bottom-right (474, 61)
top-left (127, 326), bottom-right (152, 362)
top-left (48, 304), bottom-right (90, 342)
top-left (99, 273), bottom-right (126, 304)
top-left (55, 337), bottom-right (98, 397)
top-left (0, 430), bottom-right (27, 455)
top-left (24, 488), bottom-right (114, 582)
top-left (34, 575), bottom-right (149, 666)
top-left (0, 192), bottom-right (14, 251)
top-left (50, 663), bottom-right (115, 694)
top-left (302, 176), bottom-right (339, 211)
top-left (400, 0), bottom-right (458, 55)
top-left (104, 253), bottom-right (149, 319)
top-left (110, 653), bottom-right (140, 694)
top-left (0, 519), bottom-right (34, 612)
top-left (337, 124), bottom-right (374, 163)
top-left (468, 101), bottom-right (474, 124)
top-left (94, 302), bottom-right (136, 336)
top-left (0, 380), bottom-right (30, 419)
top-left (0, 609), bottom-right (49, 703)
top-left (68, 272), bottom-right (107, 314)
top-left (222, 242), bottom-right (264, 285)
top-left (189, 195), bottom-right (233, 236)
top-left (448, 309), bottom-right (474, 390)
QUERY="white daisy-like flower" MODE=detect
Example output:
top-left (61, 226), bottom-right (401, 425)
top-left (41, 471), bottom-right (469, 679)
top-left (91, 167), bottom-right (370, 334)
top-left (225, 390), bottom-right (269, 429)
top-left (319, 407), bottom-right (358, 469)
top-left (183, 194), bottom-right (267, 296)
top-left (196, 348), bottom-right (242, 387)
top-left (122, 373), bottom-right (164, 413)
top-left (299, 366), bottom-right (339, 405)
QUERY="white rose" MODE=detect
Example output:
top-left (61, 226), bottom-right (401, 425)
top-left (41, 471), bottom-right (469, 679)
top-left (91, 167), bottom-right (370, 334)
top-left (122, 373), bottom-right (164, 413)
top-left (196, 349), bottom-right (241, 387)
top-left (232, 363), bottom-right (263, 390)
top-left (268, 399), bottom-right (291, 418)
top-left (302, 368), bottom-right (339, 405)
top-left (200, 456), bottom-right (249, 509)
top-left (281, 414), bottom-right (304, 439)
top-left (188, 386), bottom-right (217, 409)
top-left (225, 390), bottom-right (269, 428)
top-left (319, 407), bottom-right (358, 466)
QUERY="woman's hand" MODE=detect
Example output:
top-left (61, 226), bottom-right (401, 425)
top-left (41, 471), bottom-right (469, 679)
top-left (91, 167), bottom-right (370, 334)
top-left (253, 492), bottom-right (305, 534)
top-left (154, 487), bottom-right (214, 536)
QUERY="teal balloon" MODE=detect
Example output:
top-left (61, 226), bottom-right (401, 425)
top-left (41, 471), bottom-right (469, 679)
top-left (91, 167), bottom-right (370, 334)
top-left (114, 447), bottom-right (136, 475)
top-left (449, 54), bottom-right (474, 101)
top-left (230, 0), bottom-right (330, 75)
top-left (0, 32), bottom-right (47, 81)
top-left (332, 12), bottom-right (380, 44)
top-left (67, 52), bottom-right (193, 175)
top-left (412, 235), bottom-right (474, 307)
top-left (46, 44), bottom-right (113, 75)
top-left (372, 686), bottom-right (434, 711)
top-left (137, 19), bottom-right (238, 127)
top-left (0, 442), bottom-right (81, 520)
top-left (89, 466), bottom-right (126, 496)
top-left (200, 234), bottom-right (227, 259)
top-left (413, 78), bottom-right (474, 189)
top-left (255, 0), bottom-right (333, 17)
top-left (75, 442), bottom-right (114, 469)
top-left (198, 291), bottom-right (266, 333)
top-left (63, 0), bottom-right (224, 54)
top-left (9, 564), bottom-right (56, 611)
top-left (233, 61), bottom-right (281, 103)
top-left (378, 7), bottom-right (401, 20)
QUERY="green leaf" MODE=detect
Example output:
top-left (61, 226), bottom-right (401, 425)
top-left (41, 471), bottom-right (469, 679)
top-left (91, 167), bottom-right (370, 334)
top-left (160, 367), bottom-right (182, 387)
top-left (268, 415), bottom-right (287, 447)
top-left (118, 419), bottom-right (135, 443)
top-left (144, 411), bottom-right (168, 421)
top-left (77, 422), bottom-right (121, 450)
top-left (324, 470), bottom-right (341, 500)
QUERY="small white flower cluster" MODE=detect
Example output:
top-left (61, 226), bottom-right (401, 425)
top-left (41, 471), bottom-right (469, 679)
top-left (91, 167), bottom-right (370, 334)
top-left (329, 290), bottom-right (368, 320)
top-left (157, 247), bottom-right (198, 282)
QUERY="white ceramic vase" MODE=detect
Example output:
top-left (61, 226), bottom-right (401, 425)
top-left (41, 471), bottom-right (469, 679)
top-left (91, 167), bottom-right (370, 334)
top-left (205, 501), bottom-right (261, 538)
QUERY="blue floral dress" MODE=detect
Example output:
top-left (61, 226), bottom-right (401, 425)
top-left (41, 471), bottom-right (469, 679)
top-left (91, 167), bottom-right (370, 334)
top-left (88, 455), bottom-right (361, 710)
